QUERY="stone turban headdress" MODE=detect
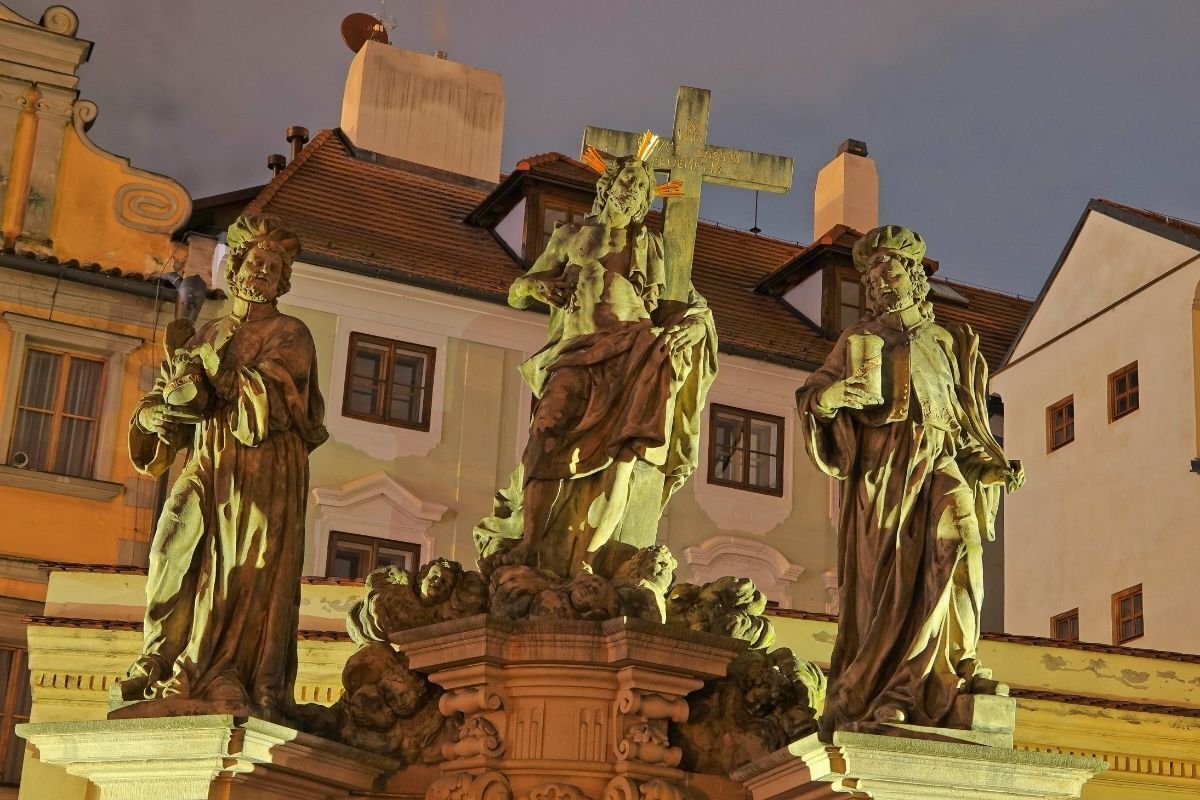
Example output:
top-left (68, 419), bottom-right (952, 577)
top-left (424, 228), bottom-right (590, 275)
top-left (852, 225), bottom-right (927, 273)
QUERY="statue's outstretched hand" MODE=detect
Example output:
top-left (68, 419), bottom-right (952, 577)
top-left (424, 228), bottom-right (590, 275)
top-left (978, 460), bottom-right (1025, 493)
top-left (817, 376), bottom-right (876, 412)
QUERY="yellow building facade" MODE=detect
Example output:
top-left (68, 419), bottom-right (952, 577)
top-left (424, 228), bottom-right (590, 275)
top-left (0, 4), bottom-right (205, 791)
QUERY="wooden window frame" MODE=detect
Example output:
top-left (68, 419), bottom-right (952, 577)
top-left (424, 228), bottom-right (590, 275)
top-left (0, 645), bottom-right (30, 786)
top-left (1050, 608), bottom-right (1080, 642)
top-left (325, 531), bottom-right (422, 580)
top-left (822, 265), bottom-right (866, 333)
top-left (8, 344), bottom-right (106, 477)
top-left (707, 404), bottom-right (786, 497)
top-left (1112, 584), bottom-right (1144, 645)
top-left (1108, 361), bottom-right (1139, 423)
top-left (341, 332), bottom-right (436, 431)
top-left (1046, 395), bottom-right (1075, 452)
top-left (526, 192), bottom-right (592, 261)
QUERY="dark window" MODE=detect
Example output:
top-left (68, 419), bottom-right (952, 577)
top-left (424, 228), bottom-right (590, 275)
top-left (1112, 584), bottom-right (1144, 645)
top-left (1108, 362), bottom-right (1139, 422)
top-left (1046, 395), bottom-right (1074, 451)
top-left (342, 333), bottom-right (435, 430)
top-left (708, 405), bottom-right (784, 496)
top-left (0, 646), bottom-right (31, 785)
top-left (1051, 608), bottom-right (1080, 642)
top-left (9, 346), bottom-right (105, 476)
top-left (326, 531), bottom-right (422, 580)
top-left (529, 194), bottom-right (591, 260)
top-left (837, 276), bottom-right (865, 332)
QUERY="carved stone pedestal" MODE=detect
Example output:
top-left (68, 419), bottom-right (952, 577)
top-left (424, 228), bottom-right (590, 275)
top-left (18, 714), bottom-right (403, 800)
top-left (393, 615), bottom-right (748, 800)
top-left (731, 731), bottom-right (1107, 800)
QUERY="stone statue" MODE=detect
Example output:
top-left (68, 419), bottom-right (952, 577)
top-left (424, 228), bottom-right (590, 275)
top-left (482, 133), bottom-right (717, 578)
top-left (796, 225), bottom-right (1023, 735)
top-left (113, 215), bottom-right (327, 722)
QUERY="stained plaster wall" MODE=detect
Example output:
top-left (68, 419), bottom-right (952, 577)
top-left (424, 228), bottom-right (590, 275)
top-left (992, 211), bottom-right (1200, 652)
top-left (282, 261), bottom-right (838, 608)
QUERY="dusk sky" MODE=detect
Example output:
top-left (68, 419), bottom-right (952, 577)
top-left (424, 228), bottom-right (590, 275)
top-left (11, 0), bottom-right (1200, 297)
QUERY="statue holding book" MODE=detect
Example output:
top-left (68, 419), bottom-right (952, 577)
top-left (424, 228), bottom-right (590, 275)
top-left (796, 225), bottom-right (1024, 735)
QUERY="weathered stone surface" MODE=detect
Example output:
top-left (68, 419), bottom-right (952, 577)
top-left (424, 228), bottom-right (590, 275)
top-left (390, 615), bottom-right (748, 800)
top-left (112, 215), bottom-right (328, 723)
top-left (732, 730), bottom-right (1106, 800)
top-left (18, 714), bottom-right (402, 800)
top-left (797, 225), bottom-right (1024, 736)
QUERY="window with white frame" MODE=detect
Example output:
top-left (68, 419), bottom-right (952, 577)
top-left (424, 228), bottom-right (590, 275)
top-left (0, 313), bottom-right (140, 493)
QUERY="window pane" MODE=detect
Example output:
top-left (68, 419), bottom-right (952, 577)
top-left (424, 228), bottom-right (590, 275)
top-left (54, 417), bottom-right (96, 477)
top-left (748, 419), bottom-right (779, 455)
top-left (1129, 369), bottom-right (1138, 389)
top-left (347, 376), bottom-right (381, 416)
top-left (713, 414), bottom-right (743, 449)
top-left (376, 544), bottom-right (418, 574)
top-left (392, 353), bottom-right (425, 390)
top-left (351, 341), bottom-right (388, 380)
top-left (10, 409), bottom-right (53, 470)
top-left (840, 279), bottom-right (860, 304)
top-left (62, 357), bottom-right (104, 417)
top-left (389, 352), bottom-right (427, 424)
top-left (329, 540), bottom-right (373, 580)
top-left (712, 446), bottom-right (743, 482)
top-left (17, 350), bottom-right (60, 410)
top-left (749, 452), bottom-right (778, 490)
top-left (838, 304), bottom-right (860, 331)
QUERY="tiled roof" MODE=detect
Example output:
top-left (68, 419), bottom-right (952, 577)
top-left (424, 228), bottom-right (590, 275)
top-left (248, 132), bottom-right (1027, 371)
top-left (247, 129), bottom-right (517, 303)
top-left (930, 279), bottom-right (1032, 371)
top-left (0, 249), bottom-right (225, 300)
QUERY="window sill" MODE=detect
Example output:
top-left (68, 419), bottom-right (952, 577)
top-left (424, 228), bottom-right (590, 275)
top-left (0, 465), bottom-right (123, 501)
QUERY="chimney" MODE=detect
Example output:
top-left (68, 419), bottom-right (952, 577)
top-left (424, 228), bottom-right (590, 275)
top-left (813, 139), bottom-right (878, 239)
top-left (340, 40), bottom-right (504, 182)
top-left (286, 125), bottom-right (309, 161)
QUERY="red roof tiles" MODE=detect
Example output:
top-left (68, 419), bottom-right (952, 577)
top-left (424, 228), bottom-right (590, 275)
top-left (247, 131), bottom-right (1029, 371)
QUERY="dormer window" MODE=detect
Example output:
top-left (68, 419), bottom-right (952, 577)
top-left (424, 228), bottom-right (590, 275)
top-left (836, 274), bottom-right (865, 332)
top-left (528, 194), bottom-right (591, 260)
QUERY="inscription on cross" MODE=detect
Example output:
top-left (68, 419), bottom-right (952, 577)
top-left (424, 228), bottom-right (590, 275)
top-left (582, 86), bottom-right (793, 303)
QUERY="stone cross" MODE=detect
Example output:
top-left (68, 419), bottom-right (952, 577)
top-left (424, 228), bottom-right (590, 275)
top-left (582, 86), bottom-right (794, 303)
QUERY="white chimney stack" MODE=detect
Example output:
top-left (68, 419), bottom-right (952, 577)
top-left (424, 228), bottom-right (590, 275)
top-left (813, 139), bottom-right (878, 239)
top-left (340, 41), bottom-right (504, 182)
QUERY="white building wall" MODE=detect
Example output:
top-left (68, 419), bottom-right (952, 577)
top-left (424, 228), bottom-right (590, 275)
top-left (993, 215), bottom-right (1200, 652)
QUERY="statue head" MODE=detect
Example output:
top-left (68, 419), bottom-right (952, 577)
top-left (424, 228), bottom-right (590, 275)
top-left (616, 544), bottom-right (677, 592)
top-left (851, 225), bottom-right (930, 314)
top-left (222, 215), bottom-right (301, 304)
top-left (590, 156), bottom-right (656, 223)
top-left (415, 558), bottom-right (461, 605)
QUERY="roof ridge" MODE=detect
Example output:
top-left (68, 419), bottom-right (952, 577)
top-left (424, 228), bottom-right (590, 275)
top-left (515, 151), bottom-right (589, 172)
top-left (245, 128), bottom-right (338, 216)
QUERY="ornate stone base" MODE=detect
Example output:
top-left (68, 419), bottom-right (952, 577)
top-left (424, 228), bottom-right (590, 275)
top-left (731, 731), bottom-right (1107, 800)
top-left (17, 715), bottom-right (404, 800)
top-left (392, 615), bottom-right (750, 800)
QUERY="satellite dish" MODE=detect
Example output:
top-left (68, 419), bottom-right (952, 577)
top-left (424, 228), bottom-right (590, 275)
top-left (341, 12), bottom-right (389, 53)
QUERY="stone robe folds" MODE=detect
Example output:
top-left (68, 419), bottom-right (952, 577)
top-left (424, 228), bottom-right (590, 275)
top-left (124, 306), bottom-right (327, 718)
top-left (797, 315), bottom-right (1007, 733)
top-left (515, 222), bottom-right (717, 576)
